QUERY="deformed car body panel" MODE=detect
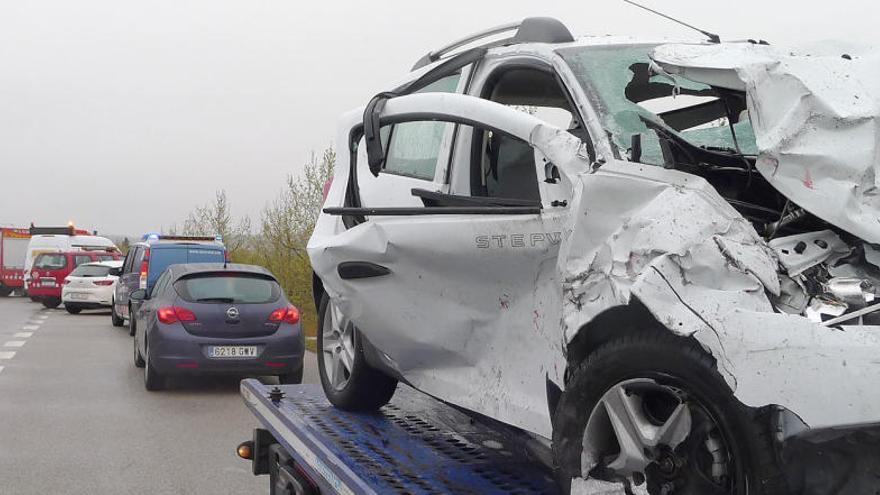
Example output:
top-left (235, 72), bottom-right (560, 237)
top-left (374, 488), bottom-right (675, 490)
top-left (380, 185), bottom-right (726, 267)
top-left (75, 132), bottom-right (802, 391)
top-left (311, 92), bottom-right (880, 441)
top-left (652, 42), bottom-right (880, 243)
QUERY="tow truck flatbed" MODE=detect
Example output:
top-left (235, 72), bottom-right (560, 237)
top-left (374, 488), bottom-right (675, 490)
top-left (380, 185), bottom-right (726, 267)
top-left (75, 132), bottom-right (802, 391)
top-left (240, 379), bottom-right (560, 495)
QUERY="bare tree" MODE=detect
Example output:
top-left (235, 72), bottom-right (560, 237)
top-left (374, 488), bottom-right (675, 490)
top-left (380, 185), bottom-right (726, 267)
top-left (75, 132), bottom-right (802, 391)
top-left (182, 190), bottom-right (251, 254)
top-left (260, 147), bottom-right (335, 260)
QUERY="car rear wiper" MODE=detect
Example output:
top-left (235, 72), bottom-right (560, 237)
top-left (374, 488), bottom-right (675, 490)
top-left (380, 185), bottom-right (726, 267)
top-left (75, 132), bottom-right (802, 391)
top-left (196, 297), bottom-right (235, 303)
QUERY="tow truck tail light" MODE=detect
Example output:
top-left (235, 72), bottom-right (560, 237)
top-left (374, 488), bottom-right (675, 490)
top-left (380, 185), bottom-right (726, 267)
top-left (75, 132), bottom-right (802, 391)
top-left (268, 306), bottom-right (300, 324)
top-left (157, 306), bottom-right (197, 324)
top-left (139, 248), bottom-right (150, 290)
top-left (225, 250), bottom-right (231, 263)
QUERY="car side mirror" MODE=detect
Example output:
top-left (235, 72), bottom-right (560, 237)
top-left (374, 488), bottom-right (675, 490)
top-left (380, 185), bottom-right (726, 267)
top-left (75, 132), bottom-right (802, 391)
top-left (109, 267), bottom-right (122, 277)
top-left (130, 289), bottom-right (148, 301)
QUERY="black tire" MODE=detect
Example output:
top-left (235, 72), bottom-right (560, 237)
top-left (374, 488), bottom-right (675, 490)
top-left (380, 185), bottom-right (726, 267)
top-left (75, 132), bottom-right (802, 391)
top-left (552, 331), bottom-right (787, 495)
top-left (278, 365), bottom-right (304, 385)
top-left (316, 293), bottom-right (397, 411)
top-left (65, 304), bottom-right (82, 314)
top-left (128, 308), bottom-right (136, 336)
top-left (111, 300), bottom-right (124, 327)
top-left (41, 297), bottom-right (61, 309)
top-left (0, 285), bottom-right (12, 297)
top-left (29, 295), bottom-right (40, 303)
top-left (143, 338), bottom-right (164, 391)
top-left (133, 334), bottom-right (145, 368)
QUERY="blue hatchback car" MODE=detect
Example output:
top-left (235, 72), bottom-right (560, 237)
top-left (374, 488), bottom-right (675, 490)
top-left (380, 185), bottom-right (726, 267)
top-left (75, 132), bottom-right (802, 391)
top-left (130, 263), bottom-right (304, 390)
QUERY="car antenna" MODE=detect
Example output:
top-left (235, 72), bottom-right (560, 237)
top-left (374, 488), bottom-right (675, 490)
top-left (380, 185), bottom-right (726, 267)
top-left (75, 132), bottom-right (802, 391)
top-left (622, 0), bottom-right (721, 43)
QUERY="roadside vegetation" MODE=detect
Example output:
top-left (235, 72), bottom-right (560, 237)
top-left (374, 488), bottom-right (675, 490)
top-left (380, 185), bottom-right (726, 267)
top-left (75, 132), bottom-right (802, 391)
top-left (171, 147), bottom-right (335, 350)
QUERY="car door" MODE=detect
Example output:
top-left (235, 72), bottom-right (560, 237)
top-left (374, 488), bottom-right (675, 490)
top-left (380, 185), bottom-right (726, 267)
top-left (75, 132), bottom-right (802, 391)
top-left (118, 246), bottom-right (144, 317)
top-left (310, 93), bottom-right (582, 434)
top-left (137, 270), bottom-right (171, 357)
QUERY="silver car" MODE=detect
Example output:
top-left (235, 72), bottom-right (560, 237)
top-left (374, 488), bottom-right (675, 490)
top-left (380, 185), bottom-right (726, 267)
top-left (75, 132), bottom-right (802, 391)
top-left (309, 18), bottom-right (880, 493)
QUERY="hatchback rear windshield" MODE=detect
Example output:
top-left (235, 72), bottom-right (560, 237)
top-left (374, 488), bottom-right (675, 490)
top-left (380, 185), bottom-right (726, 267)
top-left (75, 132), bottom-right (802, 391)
top-left (35, 254), bottom-right (66, 269)
top-left (174, 273), bottom-right (281, 304)
top-left (69, 265), bottom-right (112, 277)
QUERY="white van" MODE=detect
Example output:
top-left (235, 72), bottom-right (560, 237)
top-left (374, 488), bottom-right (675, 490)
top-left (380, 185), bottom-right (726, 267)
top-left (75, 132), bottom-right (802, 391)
top-left (23, 231), bottom-right (117, 295)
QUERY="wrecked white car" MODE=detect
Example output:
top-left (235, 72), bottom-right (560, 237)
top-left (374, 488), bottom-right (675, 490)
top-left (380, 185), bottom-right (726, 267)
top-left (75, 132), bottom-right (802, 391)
top-left (308, 17), bottom-right (880, 494)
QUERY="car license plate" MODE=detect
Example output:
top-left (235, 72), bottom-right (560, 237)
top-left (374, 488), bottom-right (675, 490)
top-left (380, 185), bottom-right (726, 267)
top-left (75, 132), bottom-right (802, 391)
top-left (209, 346), bottom-right (257, 358)
top-left (41, 279), bottom-right (56, 287)
top-left (71, 293), bottom-right (89, 300)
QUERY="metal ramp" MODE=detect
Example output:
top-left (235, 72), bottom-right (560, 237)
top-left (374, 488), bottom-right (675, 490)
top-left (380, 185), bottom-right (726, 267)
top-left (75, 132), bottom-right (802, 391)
top-left (241, 380), bottom-right (560, 495)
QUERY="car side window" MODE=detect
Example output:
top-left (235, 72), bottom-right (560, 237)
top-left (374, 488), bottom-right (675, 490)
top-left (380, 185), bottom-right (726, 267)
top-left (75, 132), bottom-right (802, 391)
top-left (382, 74), bottom-right (461, 181)
top-left (74, 255), bottom-right (92, 267)
top-left (123, 248), bottom-right (137, 274)
top-left (151, 271), bottom-right (169, 298)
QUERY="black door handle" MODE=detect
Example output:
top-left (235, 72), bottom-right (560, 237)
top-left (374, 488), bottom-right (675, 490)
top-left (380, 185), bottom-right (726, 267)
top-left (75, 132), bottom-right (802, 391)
top-left (337, 262), bottom-right (391, 280)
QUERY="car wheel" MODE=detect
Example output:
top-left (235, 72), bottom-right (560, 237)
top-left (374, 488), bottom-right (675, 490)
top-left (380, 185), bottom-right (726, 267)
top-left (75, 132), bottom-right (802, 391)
top-left (552, 332), bottom-right (787, 495)
top-left (41, 297), bottom-right (61, 309)
top-left (0, 285), bottom-right (12, 297)
top-left (133, 334), bottom-right (145, 368)
top-left (316, 293), bottom-right (397, 411)
top-left (29, 295), bottom-right (40, 303)
top-left (143, 339), bottom-right (164, 391)
top-left (128, 308), bottom-right (136, 336)
top-left (65, 304), bottom-right (82, 314)
top-left (278, 365), bottom-right (304, 385)
top-left (111, 300), bottom-right (124, 327)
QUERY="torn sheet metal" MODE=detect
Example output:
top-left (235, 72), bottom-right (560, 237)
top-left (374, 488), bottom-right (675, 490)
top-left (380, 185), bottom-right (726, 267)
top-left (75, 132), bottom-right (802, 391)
top-left (651, 42), bottom-right (880, 243)
top-left (312, 92), bottom-right (880, 442)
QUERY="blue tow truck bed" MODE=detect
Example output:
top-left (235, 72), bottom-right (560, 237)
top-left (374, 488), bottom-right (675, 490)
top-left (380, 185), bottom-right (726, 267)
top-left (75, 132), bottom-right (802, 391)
top-left (239, 379), bottom-right (561, 495)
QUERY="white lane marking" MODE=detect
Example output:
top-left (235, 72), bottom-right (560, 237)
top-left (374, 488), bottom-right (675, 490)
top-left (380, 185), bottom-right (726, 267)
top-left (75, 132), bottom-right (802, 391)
top-left (0, 365), bottom-right (4, 374)
top-left (0, 351), bottom-right (16, 359)
top-left (5, 341), bottom-right (25, 348)
top-left (36, 315), bottom-right (49, 319)
top-left (21, 325), bottom-right (39, 331)
top-left (13, 332), bottom-right (33, 338)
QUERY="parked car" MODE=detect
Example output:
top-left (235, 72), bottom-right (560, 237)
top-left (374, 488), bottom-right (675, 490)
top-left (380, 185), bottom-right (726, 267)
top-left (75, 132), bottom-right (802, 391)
top-left (113, 234), bottom-right (227, 332)
top-left (29, 249), bottom-right (122, 308)
top-left (23, 225), bottom-right (117, 299)
top-left (61, 260), bottom-right (124, 314)
top-left (130, 263), bottom-right (304, 391)
top-left (0, 227), bottom-right (30, 297)
top-left (308, 18), bottom-right (880, 493)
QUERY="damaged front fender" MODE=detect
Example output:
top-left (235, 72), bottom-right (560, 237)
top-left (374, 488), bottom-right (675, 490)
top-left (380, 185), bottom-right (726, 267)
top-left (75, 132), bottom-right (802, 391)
top-left (560, 158), bottom-right (880, 429)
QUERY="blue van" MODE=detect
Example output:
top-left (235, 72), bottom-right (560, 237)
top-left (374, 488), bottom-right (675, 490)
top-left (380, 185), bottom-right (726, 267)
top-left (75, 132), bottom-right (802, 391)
top-left (111, 234), bottom-right (226, 334)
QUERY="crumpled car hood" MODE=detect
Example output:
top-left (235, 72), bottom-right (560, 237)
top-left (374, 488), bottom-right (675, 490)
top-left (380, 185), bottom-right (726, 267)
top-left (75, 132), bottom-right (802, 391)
top-left (651, 43), bottom-right (880, 243)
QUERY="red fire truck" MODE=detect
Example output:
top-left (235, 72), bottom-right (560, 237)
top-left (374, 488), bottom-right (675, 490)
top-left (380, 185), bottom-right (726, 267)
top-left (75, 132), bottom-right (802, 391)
top-left (0, 227), bottom-right (31, 297)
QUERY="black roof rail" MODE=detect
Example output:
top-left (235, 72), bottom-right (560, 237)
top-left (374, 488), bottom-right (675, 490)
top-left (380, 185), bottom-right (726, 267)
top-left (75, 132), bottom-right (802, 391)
top-left (411, 17), bottom-right (574, 70)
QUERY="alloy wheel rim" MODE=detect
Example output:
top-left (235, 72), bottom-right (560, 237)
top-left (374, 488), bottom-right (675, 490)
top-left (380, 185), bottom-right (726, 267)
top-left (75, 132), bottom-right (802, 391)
top-left (321, 301), bottom-right (355, 391)
top-left (582, 378), bottom-right (734, 494)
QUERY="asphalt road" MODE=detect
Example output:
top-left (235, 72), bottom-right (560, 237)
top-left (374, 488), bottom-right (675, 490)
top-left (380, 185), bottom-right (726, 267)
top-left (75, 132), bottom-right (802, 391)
top-left (0, 295), bottom-right (319, 494)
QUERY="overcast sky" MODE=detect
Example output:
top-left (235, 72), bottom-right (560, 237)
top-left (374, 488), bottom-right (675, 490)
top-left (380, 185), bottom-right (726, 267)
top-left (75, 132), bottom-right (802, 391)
top-left (2, 0), bottom-right (878, 236)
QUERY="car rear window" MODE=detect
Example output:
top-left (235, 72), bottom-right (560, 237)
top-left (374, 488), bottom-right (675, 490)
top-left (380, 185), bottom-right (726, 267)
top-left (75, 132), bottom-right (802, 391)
top-left (35, 254), bottom-right (66, 269)
top-left (148, 247), bottom-right (225, 279)
top-left (70, 265), bottom-right (112, 277)
top-left (174, 273), bottom-right (281, 304)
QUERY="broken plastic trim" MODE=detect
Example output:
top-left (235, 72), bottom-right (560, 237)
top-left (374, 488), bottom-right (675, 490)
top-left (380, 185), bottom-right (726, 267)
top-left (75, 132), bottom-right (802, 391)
top-left (322, 206), bottom-right (541, 216)
top-left (364, 48), bottom-right (488, 176)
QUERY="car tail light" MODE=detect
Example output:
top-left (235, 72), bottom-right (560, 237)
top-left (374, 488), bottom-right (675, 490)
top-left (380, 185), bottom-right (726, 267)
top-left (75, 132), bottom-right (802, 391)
top-left (139, 248), bottom-right (150, 290)
top-left (94, 280), bottom-right (114, 286)
top-left (268, 306), bottom-right (300, 324)
top-left (62, 278), bottom-right (71, 285)
top-left (157, 306), bottom-right (197, 324)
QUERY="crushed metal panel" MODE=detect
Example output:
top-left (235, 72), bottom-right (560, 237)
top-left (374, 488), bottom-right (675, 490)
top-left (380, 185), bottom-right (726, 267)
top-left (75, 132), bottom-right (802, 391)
top-left (652, 42), bottom-right (880, 243)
